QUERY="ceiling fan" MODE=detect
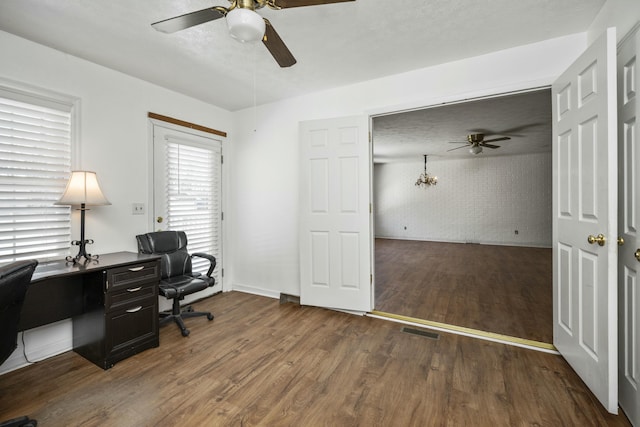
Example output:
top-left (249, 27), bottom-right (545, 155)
top-left (151, 0), bottom-right (355, 68)
top-left (447, 133), bottom-right (511, 155)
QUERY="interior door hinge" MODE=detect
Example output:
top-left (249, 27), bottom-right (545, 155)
top-left (221, 212), bottom-right (224, 220)
top-left (222, 268), bottom-right (224, 277)
top-left (370, 274), bottom-right (373, 285)
top-left (221, 155), bottom-right (224, 164)
top-left (369, 131), bottom-right (372, 143)
top-left (369, 203), bottom-right (372, 214)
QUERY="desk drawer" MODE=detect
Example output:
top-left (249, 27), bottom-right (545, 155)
top-left (106, 261), bottom-right (160, 291)
top-left (105, 296), bottom-right (159, 368)
top-left (106, 282), bottom-right (157, 312)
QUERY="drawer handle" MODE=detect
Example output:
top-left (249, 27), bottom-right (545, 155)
top-left (126, 306), bottom-right (143, 313)
top-left (128, 266), bottom-right (145, 272)
top-left (127, 286), bottom-right (143, 292)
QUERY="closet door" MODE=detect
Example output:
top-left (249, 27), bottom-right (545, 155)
top-left (299, 116), bottom-right (372, 312)
top-left (618, 26), bottom-right (640, 426)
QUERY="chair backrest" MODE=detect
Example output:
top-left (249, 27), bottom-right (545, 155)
top-left (0, 259), bottom-right (38, 364)
top-left (136, 231), bottom-right (192, 279)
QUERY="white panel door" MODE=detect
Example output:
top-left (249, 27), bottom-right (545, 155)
top-left (618, 26), bottom-right (640, 426)
top-left (299, 116), bottom-right (372, 312)
top-left (552, 28), bottom-right (618, 413)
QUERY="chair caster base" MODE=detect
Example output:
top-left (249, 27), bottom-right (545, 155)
top-left (207, 313), bottom-right (214, 321)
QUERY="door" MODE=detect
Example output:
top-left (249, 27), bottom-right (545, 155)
top-left (299, 116), bottom-right (372, 312)
top-left (152, 121), bottom-right (223, 290)
top-left (552, 27), bottom-right (618, 413)
top-left (618, 26), bottom-right (640, 425)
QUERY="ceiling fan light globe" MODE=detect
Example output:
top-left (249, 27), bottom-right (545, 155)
top-left (469, 146), bottom-right (483, 155)
top-left (227, 8), bottom-right (265, 43)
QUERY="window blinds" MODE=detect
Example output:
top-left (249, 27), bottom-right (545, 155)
top-left (0, 91), bottom-right (72, 263)
top-left (165, 138), bottom-right (221, 280)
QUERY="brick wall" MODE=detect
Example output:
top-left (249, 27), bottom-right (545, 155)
top-left (373, 152), bottom-right (552, 247)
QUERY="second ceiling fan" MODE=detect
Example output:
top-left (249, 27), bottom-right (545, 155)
top-left (152, 0), bottom-right (355, 68)
top-left (447, 133), bottom-right (511, 155)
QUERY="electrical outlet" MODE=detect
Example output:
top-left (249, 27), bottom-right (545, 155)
top-left (132, 203), bottom-right (145, 215)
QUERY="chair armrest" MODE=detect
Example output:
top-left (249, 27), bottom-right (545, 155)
top-left (192, 252), bottom-right (216, 277)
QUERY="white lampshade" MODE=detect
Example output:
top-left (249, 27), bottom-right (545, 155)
top-left (469, 146), bottom-right (483, 155)
top-left (226, 8), bottom-right (265, 43)
top-left (55, 170), bottom-right (111, 206)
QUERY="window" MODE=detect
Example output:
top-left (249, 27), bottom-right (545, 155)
top-left (0, 85), bottom-right (74, 264)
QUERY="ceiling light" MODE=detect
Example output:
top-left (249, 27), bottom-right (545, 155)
top-left (415, 155), bottom-right (438, 188)
top-left (227, 8), bottom-right (266, 43)
top-left (469, 145), bottom-right (483, 155)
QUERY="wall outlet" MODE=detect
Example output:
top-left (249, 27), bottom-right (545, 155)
top-left (132, 203), bottom-right (145, 215)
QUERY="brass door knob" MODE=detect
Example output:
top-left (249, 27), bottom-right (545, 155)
top-left (618, 237), bottom-right (625, 246)
top-left (587, 234), bottom-right (606, 246)
top-left (635, 249), bottom-right (640, 262)
top-left (156, 216), bottom-right (163, 224)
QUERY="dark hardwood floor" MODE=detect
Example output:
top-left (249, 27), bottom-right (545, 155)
top-left (374, 239), bottom-right (553, 343)
top-left (0, 291), bottom-right (630, 426)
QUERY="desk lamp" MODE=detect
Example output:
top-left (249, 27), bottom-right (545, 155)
top-left (55, 171), bottom-right (111, 263)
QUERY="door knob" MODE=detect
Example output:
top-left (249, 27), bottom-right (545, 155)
top-left (156, 216), bottom-right (163, 224)
top-left (618, 237), bottom-right (625, 246)
top-left (587, 234), bottom-right (606, 246)
top-left (635, 249), bottom-right (640, 262)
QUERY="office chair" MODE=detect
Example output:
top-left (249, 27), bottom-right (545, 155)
top-left (0, 259), bottom-right (39, 427)
top-left (136, 231), bottom-right (216, 337)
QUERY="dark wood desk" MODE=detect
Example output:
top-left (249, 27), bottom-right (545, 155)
top-left (20, 252), bottom-right (161, 369)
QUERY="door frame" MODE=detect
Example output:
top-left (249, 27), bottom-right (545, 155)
top-left (368, 85), bottom-right (554, 323)
top-left (147, 116), bottom-right (228, 292)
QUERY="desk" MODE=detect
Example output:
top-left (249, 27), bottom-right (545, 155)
top-left (19, 252), bottom-right (161, 369)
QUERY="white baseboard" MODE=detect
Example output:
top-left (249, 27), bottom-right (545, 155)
top-left (231, 283), bottom-right (280, 299)
top-left (0, 319), bottom-right (72, 375)
top-left (374, 236), bottom-right (551, 249)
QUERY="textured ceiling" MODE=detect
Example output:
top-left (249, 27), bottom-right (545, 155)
top-left (0, 0), bottom-right (605, 111)
top-left (372, 89), bottom-right (552, 162)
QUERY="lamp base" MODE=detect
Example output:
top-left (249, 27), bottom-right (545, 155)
top-left (66, 238), bottom-right (100, 264)
top-left (66, 203), bottom-right (101, 264)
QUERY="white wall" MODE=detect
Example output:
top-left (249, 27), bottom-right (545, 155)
top-left (228, 34), bottom-right (587, 298)
top-left (0, 30), bottom-right (233, 374)
top-left (587, 0), bottom-right (640, 43)
top-left (374, 153), bottom-right (552, 247)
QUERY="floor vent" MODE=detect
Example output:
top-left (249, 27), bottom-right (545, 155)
top-left (279, 293), bottom-right (301, 305)
top-left (401, 327), bottom-right (440, 340)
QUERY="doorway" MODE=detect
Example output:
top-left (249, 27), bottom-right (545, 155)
top-left (371, 88), bottom-right (553, 344)
top-left (150, 117), bottom-right (224, 296)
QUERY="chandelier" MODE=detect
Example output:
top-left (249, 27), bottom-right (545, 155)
top-left (415, 154), bottom-right (438, 187)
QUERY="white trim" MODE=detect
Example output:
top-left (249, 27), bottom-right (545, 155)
top-left (366, 313), bottom-right (560, 355)
top-left (366, 80), bottom-right (554, 119)
top-left (232, 283), bottom-right (281, 300)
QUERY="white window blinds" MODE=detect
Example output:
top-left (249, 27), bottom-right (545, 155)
top-left (165, 137), bottom-right (222, 280)
top-left (0, 90), bottom-right (72, 264)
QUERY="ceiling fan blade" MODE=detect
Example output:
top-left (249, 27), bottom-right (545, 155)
top-left (273, 0), bottom-right (355, 8)
top-left (446, 145), bottom-right (468, 152)
top-left (262, 19), bottom-right (297, 67)
top-left (448, 141), bottom-right (468, 144)
top-left (480, 143), bottom-right (500, 149)
top-left (151, 7), bottom-right (227, 34)
top-left (482, 136), bottom-right (511, 143)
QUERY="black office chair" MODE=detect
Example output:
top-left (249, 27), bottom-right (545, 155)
top-left (136, 231), bottom-right (216, 337)
top-left (0, 259), bottom-right (39, 427)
